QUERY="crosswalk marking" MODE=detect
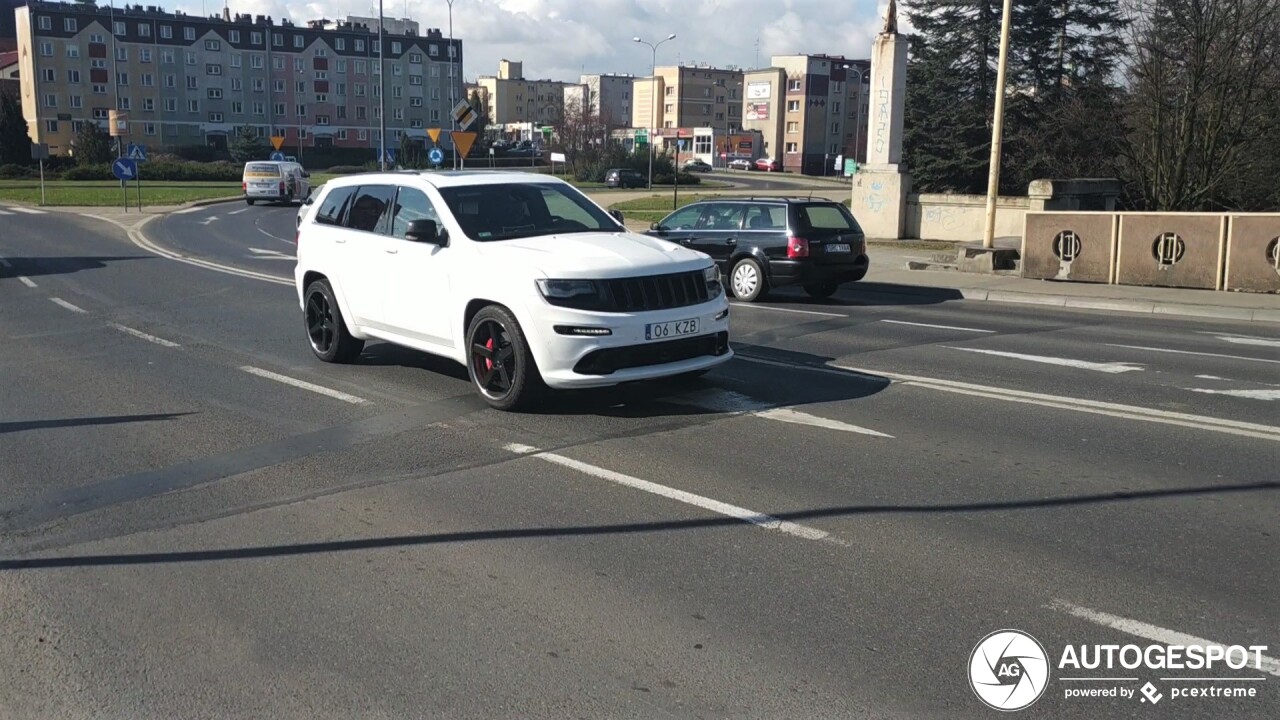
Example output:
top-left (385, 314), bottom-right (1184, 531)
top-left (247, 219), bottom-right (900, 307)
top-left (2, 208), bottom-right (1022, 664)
top-left (0, 210), bottom-right (12, 216)
top-left (6, 206), bottom-right (47, 215)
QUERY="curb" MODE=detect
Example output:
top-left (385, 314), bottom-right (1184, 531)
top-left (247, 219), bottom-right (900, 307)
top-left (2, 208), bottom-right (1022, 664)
top-left (845, 283), bottom-right (1280, 324)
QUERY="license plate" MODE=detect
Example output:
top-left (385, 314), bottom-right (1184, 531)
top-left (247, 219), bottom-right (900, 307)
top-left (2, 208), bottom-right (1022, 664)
top-left (645, 318), bottom-right (698, 341)
top-left (827, 243), bottom-right (852, 253)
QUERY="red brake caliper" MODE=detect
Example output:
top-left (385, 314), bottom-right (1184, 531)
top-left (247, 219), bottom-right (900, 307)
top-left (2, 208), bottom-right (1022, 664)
top-left (484, 337), bottom-right (495, 372)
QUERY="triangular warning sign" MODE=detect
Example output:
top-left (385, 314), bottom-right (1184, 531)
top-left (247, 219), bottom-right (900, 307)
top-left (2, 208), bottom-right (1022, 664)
top-left (270, 136), bottom-right (285, 150)
top-left (450, 131), bottom-right (477, 159)
top-left (426, 128), bottom-right (441, 144)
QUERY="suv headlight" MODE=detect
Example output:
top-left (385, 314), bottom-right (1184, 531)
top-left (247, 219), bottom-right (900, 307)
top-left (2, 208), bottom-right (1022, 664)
top-left (703, 265), bottom-right (723, 297)
top-left (536, 278), bottom-right (599, 300)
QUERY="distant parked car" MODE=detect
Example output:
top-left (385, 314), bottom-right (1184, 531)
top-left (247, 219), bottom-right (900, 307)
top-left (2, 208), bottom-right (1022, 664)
top-left (754, 158), bottom-right (782, 172)
top-left (683, 159), bottom-right (713, 173)
top-left (727, 159), bottom-right (753, 171)
top-left (605, 168), bottom-right (646, 188)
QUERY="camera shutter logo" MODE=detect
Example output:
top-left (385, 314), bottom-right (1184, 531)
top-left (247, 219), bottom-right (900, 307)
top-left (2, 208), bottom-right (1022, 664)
top-left (969, 630), bottom-right (1050, 711)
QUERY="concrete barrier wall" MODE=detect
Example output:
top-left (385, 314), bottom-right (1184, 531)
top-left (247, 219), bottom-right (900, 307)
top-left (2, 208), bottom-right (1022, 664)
top-left (1021, 212), bottom-right (1116, 283)
top-left (1224, 215), bottom-right (1280, 293)
top-left (1116, 214), bottom-right (1226, 290)
top-left (905, 193), bottom-right (1030, 242)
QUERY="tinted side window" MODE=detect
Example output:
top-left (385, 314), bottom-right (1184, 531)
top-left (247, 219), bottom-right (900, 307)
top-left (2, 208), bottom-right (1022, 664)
top-left (798, 204), bottom-right (860, 231)
top-left (695, 203), bottom-right (745, 231)
top-left (315, 186), bottom-right (356, 226)
top-left (743, 204), bottom-right (787, 230)
top-left (660, 205), bottom-right (703, 230)
top-left (345, 185), bottom-right (396, 233)
top-left (389, 187), bottom-right (441, 239)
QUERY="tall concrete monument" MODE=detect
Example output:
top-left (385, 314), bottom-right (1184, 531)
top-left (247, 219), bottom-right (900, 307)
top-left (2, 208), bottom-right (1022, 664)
top-left (851, 0), bottom-right (912, 239)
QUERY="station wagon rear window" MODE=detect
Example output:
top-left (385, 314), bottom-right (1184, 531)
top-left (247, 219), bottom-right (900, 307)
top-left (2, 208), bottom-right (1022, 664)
top-left (799, 204), bottom-right (861, 232)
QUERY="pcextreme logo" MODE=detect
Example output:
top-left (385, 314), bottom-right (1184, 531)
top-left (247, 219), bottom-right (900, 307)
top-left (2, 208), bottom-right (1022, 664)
top-left (968, 630), bottom-right (1051, 711)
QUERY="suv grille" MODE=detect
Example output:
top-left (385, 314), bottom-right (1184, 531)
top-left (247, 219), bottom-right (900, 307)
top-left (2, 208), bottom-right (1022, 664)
top-left (604, 270), bottom-right (710, 312)
top-left (574, 332), bottom-right (730, 375)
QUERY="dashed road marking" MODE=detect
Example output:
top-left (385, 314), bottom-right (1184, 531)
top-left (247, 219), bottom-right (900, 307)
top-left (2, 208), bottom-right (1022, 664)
top-left (238, 366), bottom-right (368, 404)
top-left (754, 407), bottom-right (895, 437)
top-left (945, 346), bottom-right (1145, 373)
top-left (881, 319), bottom-right (995, 333)
top-left (107, 322), bottom-right (181, 348)
top-left (50, 297), bottom-right (86, 313)
top-left (1107, 343), bottom-right (1280, 365)
top-left (504, 443), bottom-right (836, 543)
top-left (1050, 601), bottom-right (1280, 677)
top-left (1185, 388), bottom-right (1280, 401)
top-left (668, 388), bottom-right (893, 437)
top-left (18, 276), bottom-right (37, 288)
top-left (7, 206), bottom-right (47, 215)
top-left (228, 208), bottom-right (249, 215)
top-left (1202, 333), bottom-right (1280, 349)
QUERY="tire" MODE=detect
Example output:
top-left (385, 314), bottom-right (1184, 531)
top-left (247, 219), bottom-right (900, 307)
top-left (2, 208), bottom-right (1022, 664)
top-left (466, 305), bottom-right (543, 411)
top-left (303, 279), bottom-right (364, 364)
top-left (729, 257), bottom-right (768, 302)
top-left (804, 282), bottom-right (839, 300)
top-left (246, 198), bottom-right (255, 206)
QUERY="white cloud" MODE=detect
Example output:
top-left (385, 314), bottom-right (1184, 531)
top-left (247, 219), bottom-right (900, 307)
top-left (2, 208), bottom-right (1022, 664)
top-left (167, 0), bottom-right (887, 82)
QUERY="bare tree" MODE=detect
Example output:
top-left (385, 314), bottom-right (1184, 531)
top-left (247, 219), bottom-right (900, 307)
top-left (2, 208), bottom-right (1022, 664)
top-left (1119, 0), bottom-right (1280, 210)
top-left (553, 94), bottom-right (610, 178)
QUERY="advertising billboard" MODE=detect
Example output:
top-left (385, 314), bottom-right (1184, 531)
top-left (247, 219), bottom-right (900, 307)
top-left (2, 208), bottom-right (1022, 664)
top-left (746, 82), bottom-right (771, 100)
top-left (745, 102), bottom-right (769, 121)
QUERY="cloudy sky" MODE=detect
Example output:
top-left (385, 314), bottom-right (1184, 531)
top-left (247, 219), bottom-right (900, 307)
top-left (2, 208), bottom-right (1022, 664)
top-left (165, 0), bottom-right (891, 82)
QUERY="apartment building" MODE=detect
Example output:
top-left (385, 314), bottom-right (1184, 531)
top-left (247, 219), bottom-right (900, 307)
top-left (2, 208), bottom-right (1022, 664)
top-left (744, 54), bottom-right (869, 174)
top-left (476, 59), bottom-right (583, 125)
top-left (574, 72), bottom-right (633, 127)
top-left (15, 2), bottom-right (464, 155)
top-left (631, 64), bottom-right (744, 135)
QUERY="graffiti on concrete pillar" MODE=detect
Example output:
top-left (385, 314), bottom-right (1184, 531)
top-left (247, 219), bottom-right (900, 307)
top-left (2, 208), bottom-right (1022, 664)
top-left (865, 180), bottom-right (886, 213)
top-left (873, 89), bottom-right (890, 156)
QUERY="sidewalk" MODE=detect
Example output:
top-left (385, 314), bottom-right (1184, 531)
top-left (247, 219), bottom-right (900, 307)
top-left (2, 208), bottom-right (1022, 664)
top-left (859, 245), bottom-right (1280, 324)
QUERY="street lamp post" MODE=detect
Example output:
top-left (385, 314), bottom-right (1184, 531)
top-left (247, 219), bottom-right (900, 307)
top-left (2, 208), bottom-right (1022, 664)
top-left (633, 34), bottom-right (676, 190)
top-left (446, 0), bottom-right (458, 168)
top-left (981, 0), bottom-right (1014, 248)
top-left (378, 0), bottom-right (387, 170)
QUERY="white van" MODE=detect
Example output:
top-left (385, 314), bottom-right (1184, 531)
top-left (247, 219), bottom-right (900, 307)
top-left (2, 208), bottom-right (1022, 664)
top-left (242, 161), bottom-right (311, 205)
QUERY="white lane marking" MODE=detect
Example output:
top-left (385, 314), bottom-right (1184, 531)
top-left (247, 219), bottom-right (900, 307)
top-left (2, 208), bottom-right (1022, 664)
top-left (247, 247), bottom-right (295, 260)
top-left (503, 443), bottom-right (833, 543)
top-left (238, 366), bottom-right (368, 404)
top-left (107, 322), bottom-right (181, 348)
top-left (0, 209), bottom-right (12, 216)
top-left (1107, 344), bottom-right (1280, 366)
top-left (7, 206), bottom-right (46, 215)
top-left (754, 407), bottom-right (894, 437)
top-left (198, 216), bottom-right (219, 226)
top-left (1195, 374), bottom-right (1228, 380)
top-left (228, 208), bottom-right (249, 215)
top-left (737, 355), bottom-right (1280, 442)
top-left (730, 303), bottom-right (846, 318)
top-left (121, 215), bottom-right (293, 286)
top-left (1186, 388), bottom-right (1280, 401)
top-left (50, 297), bottom-right (86, 313)
top-left (18, 276), bottom-right (37, 288)
top-left (944, 346), bottom-right (1145, 373)
top-left (172, 206), bottom-right (204, 214)
top-left (1051, 601), bottom-right (1280, 678)
top-left (1199, 332), bottom-right (1280, 348)
top-left (881, 319), bottom-right (995, 333)
top-left (256, 225), bottom-right (294, 244)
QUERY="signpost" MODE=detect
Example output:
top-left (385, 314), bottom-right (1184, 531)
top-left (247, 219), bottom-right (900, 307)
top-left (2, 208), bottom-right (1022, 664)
top-left (450, 131), bottom-right (477, 169)
top-left (270, 136), bottom-right (285, 151)
top-left (30, 143), bottom-right (49, 206)
top-left (127, 144), bottom-right (147, 209)
top-left (451, 102), bottom-right (477, 168)
top-left (843, 158), bottom-right (859, 177)
top-left (109, 110), bottom-right (130, 210)
top-left (112, 158), bottom-right (137, 212)
top-left (428, 147), bottom-right (445, 167)
top-left (269, 150), bottom-right (286, 161)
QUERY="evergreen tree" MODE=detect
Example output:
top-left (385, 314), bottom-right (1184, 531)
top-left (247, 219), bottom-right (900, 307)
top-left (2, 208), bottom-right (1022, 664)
top-left (228, 126), bottom-right (268, 164)
top-left (72, 121), bottom-right (113, 165)
top-left (0, 90), bottom-right (32, 166)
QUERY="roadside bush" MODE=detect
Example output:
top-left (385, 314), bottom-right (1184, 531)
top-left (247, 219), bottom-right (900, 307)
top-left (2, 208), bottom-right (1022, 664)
top-left (652, 172), bottom-right (701, 186)
top-left (62, 163), bottom-right (112, 180)
top-left (0, 163), bottom-right (35, 178)
top-left (325, 165), bottom-right (367, 175)
top-left (139, 161), bottom-right (241, 181)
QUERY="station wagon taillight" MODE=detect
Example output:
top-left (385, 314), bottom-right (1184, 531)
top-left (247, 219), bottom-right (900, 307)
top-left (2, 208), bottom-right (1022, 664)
top-left (787, 236), bottom-right (810, 259)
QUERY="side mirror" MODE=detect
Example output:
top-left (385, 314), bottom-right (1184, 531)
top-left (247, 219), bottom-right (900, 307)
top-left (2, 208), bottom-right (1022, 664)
top-left (405, 218), bottom-right (447, 246)
top-left (609, 209), bottom-right (624, 224)
top-left (649, 222), bottom-right (666, 233)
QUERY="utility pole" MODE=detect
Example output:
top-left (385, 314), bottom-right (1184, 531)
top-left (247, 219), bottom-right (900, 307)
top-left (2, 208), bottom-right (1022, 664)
top-left (633, 34), bottom-right (676, 191)
top-left (447, 0), bottom-right (457, 169)
top-left (378, 0), bottom-right (386, 170)
top-left (981, 0), bottom-right (1014, 249)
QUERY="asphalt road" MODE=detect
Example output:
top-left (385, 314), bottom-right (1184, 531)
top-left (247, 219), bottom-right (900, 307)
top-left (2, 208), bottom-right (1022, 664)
top-left (0, 203), bottom-right (1277, 719)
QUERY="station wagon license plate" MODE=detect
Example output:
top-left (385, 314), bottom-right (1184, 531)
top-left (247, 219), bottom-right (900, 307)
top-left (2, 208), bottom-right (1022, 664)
top-left (646, 318), bottom-right (699, 341)
top-left (827, 243), bottom-right (852, 253)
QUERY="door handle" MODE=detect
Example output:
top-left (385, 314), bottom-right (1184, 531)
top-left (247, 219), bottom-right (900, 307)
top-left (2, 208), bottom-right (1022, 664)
top-left (725, 238), bottom-right (737, 245)
top-left (334, 239), bottom-right (346, 244)
top-left (385, 248), bottom-right (399, 254)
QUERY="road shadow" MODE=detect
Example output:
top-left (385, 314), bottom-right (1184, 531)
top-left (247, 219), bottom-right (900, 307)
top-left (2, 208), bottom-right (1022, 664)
top-left (0, 412), bottom-right (194, 436)
top-left (3, 480), bottom-right (1274, 571)
top-left (0, 255), bottom-right (153, 280)
top-left (759, 283), bottom-right (964, 308)
top-left (355, 342), bottom-right (471, 382)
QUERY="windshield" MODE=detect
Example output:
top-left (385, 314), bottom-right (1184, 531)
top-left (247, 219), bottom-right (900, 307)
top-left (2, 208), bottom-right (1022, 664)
top-left (436, 182), bottom-right (622, 242)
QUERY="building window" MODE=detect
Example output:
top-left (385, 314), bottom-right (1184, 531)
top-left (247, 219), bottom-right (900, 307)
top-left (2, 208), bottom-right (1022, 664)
top-left (187, 76), bottom-right (198, 89)
top-left (665, 87), bottom-right (674, 96)
top-left (43, 94), bottom-right (57, 108)
top-left (208, 88), bottom-right (223, 99)
top-left (91, 58), bottom-right (106, 69)
top-left (64, 18), bottom-right (77, 32)
top-left (336, 59), bottom-right (347, 73)
top-left (788, 79), bottom-right (802, 92)
top-left (93, 84), bottom-right (107, 94)
top-left (296, 81), bottom-right (306, 93)
top-left (336, 106), bottom-right (346, 118)
top-left (410, 97), bottom-right (423, 107)
top-left (786, 121), bottom-right (799, 133)
top-left (430, 88), bottom-right (439, 100)
top-left (140, 48), bottom-right (152, 63)
top-left (207, 64), bottom-right (222, 76)
top-left (274, 79), bottom-right (285, 92)
top-left (251, 54), bottom-right (264, 69)
top-left (356, 106), bottom-right (366, 119)
top-left (316, 94), bottom-right (327, 103)
top-left (253, 102), bottom-right (264, 115)
top-left (430, 109), bottom-right (440, 122)
top-left (231, 77), bottom-right (242, 90)
top-left (188, 100), bottom-right (199, 113)
top-left (392, 86), bottom-right (402, 99)
top-left (833, 101), bottom-right (841, 113)
top-left (116, 47), bottom-right (128, 62)
top-left (392, 42), bottom-right (402, 54)
top-left (184, 27), bottom-right (196, 41)
top-left (186, 51), bottom-right (196, 65)
top-left (787, 100), bottom-right (800, 112)
top-left (832, 122), bottom-right (840, 133)
top-left (409, 75), bottom-right (422, 86)
top-left (93, 108), bottom-right (109, 120)
top-left (111, 20), bottom-right (124, 36)
top-left (41, 68), bottom-right (55, 82)
top-left (46, 119), bottom-right (58, 133)
top-left (358, 129), bottom-right (368, 141)
top-left (335, 38), bottom-right (346, 51)
top-left (336, 83), bottom-right (347, 95)
top-left (90, 32), bottom-right (104, 43)
top-left (135, 23), bottom-right (149, 38)
top-left (39, 16), bottom-right (51, 31)
top-left (164, 98), bottom-right (176, 112)
top-left (274, 103), bottom-right (285, 116)
top-left (393, 108), bottom-right (404, 120)
top-left (141, 73), bottom-right (154, 87)
top-left (209, 112), bottom-right (224, 123)
top-left (253, 78), bottom-right (265, 92)
top-left (164, 74), bottom-right (175, 88)
top-left (664, 103), bottom-right (674, 113)
top-left (316, 115), bottom-right (329, 125)
top-left (409, 53), bottom-right (422, 64)
top-left (428, 45), bottom-right (438, 57)
top-left (66, 45), bottom-right (80, 59)
top-left (142, 97), bottom-right (153, 111)
top-left (228, 30), bottom-right (240, 44)
top-left (355, 60), bottom-right (367, 74)
top-left (716, 112), bottom-right (724, 121)
top-left (70, 95), bottom-right (83, 109)
top-left (430, 65), bottom-right (439, 78)
top-left (355, 84), bottom-right (366, 97)
top-left (409, 119), bottom-right (423, 129)
top-left (231, 101), bottom-right (243, 114)
top-left (145, 123), bottom-right (156, 136)
top-left (292, 35), bottom-right (304, 49)
top-left (231, 54), bottom-right (242, 68)
top-left (162, 50), bottom-right (174, 64)
top-left (785, 142), bottom-right (798, 153)
top-left (296, 104), bottom-right (306, 117)
top-left (39, 42), bottom-right (53, 57)
top-left (117, 97), bottom-right (130, 110)
top-left (117, 72), bottom-right (129, 86)
top-left (355, 39), bottom-right (365, 52)
top-left (272, 33), bottom-right (283, 47)
top-left (160, 25), bottom-right (172, 39)
top-left (299, 128), bottom-right (307, 139)
top-left (337, 129), bottom-right (348, 140)
top-left (448, 45), bottom-right (456, 58)
top-left (315, 70), bottom-right (327, 80)
top-left (251, 31), bottom-right (263, 45)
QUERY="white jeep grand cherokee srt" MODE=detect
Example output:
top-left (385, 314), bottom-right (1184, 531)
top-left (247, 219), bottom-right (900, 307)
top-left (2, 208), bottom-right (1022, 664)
top-left (294, 171), bottom-right (732, 410)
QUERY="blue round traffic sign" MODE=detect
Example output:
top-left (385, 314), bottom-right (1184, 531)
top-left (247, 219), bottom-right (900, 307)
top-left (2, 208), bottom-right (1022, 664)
top-left (269, 151), bottom-right (286, 161)
top-left (428, 147), bottom-right (445, 166)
